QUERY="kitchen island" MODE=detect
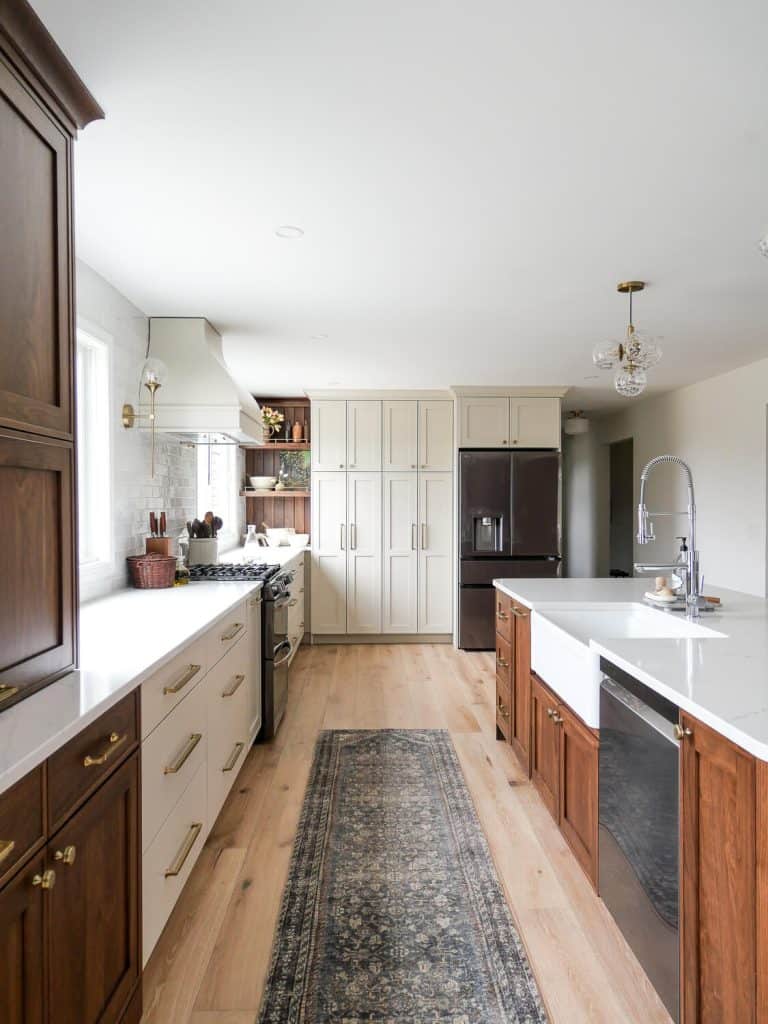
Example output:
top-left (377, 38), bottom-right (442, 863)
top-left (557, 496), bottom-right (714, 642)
top-left (493, 575), bottom-right (768, 1024)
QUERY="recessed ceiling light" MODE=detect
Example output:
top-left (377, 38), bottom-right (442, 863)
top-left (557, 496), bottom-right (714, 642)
top-left (275, 225), bottom-right (304, 239)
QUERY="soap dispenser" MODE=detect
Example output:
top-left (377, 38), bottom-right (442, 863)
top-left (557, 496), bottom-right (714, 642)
top-left (671, 536), bottom-right (687, 592)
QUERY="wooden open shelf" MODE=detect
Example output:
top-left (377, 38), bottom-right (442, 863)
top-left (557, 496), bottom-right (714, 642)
top-left (241, 490), bottom-right (310, 498)
top-left (240, 442), bottom-right (310, 451)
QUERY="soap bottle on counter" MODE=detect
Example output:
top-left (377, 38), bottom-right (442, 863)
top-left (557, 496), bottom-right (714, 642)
top-left (670, 537), bottom-right (687, 593)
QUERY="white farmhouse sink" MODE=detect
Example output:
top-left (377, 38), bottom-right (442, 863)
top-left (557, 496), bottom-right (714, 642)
top-left (531, 603), bottom-right (725, 727)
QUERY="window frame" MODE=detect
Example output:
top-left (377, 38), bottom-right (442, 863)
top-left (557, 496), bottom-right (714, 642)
top-left (75, 320), bottom-right (114, 579)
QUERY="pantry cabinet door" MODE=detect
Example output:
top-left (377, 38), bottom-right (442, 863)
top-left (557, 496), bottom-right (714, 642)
top-left (417, 472), bottom-right (453, 633)
top-left (382, 473), bottom-right (418, 633)
top-left (347, 472), bottom-right (382, 633)
top-left (347, 400), bottom-right (381, 471)
top-left (310, 472), bottom-right (348, 633)
top-left (382, 400), bottom-right (418, 471)
top-left (418, 400), bottom-right (453, 471)
top-left (311, 401), bottom-right (347, 471)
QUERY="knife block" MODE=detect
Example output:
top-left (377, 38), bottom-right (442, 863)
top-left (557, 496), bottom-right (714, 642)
top-left (146, 537), bottom-right (172, 556)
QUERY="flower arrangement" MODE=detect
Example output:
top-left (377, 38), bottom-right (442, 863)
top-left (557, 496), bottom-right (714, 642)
top-left (262, 406), bottom-right (285, 439)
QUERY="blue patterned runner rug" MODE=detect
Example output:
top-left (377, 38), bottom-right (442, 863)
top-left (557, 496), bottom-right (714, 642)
top-left (258, 729), bottom-right (548, 1023)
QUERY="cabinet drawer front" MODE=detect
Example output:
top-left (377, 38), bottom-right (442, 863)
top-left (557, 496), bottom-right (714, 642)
top-left (208, 601), bottom-right (248, 668)
top-left (495, 592), bottom-right (513, 642)
top-left (207, 641), bottom-right (250, 826)
top-left (495, 634), bottom-right (512, 680)
top-left (496, 673), bottom-right (512, 741)
top-left (141, 634), bottom-right (208, 740)
top-left (0, 765), bottom-right (44, 887)
top-left (142, 759), bottom-right (208, 965)
top-left (142, 680), bottom-right (207, 852)
top-left (47, 692), bottom-right (138, 829)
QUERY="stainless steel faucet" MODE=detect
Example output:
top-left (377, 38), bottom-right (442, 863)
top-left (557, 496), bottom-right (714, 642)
top-left (634, 454), bottom-right (704, 618)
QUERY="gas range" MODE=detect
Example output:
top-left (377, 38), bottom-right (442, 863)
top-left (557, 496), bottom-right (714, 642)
top-left (188, 562), bottom-right (280, 583)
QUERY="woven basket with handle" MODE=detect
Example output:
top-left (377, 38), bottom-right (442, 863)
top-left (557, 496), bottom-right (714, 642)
top-left (127, 552), bottom-right (176, 589)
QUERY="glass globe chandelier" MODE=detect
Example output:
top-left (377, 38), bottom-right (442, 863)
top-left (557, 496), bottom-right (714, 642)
top-left (592, 281), bottom-right (662, 397)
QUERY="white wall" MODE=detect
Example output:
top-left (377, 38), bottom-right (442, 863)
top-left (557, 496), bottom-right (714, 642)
top-left (591, 357), bottom-right (768, 596)
top-left (76, 260), bottom-right (197, 602)
top-left (562, 430), bottom-right (604, 577)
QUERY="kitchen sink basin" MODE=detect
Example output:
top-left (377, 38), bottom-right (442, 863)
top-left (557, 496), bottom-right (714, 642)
top-left (531, 603), bottom-right (726, 727)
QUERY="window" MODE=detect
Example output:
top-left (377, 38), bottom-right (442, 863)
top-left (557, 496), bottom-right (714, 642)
top-left (196, 441), bottom-right (238, 549)
top-left (76, 328), bottom-right (112, 568)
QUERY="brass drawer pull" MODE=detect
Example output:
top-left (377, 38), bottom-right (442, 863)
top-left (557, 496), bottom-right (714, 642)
top-left (511, 606), bottom-right (530, 619)
top-left (164, 823), bottom-right (203, 878)
top-left (163, 664), bottom-right (202, 695)
top-left (288, 598), bottom-right (298, 607)
top-left (497, 696), bottom-right (509, 720)
top-left (0, 839), bottom-right (15, 865)
top-left (497, 610), bottom-right (508, 621)
top-left (222, 741), bottom-right (245, 773)
top-left (83, 731), bottom-right (127, 767)
top-left (32, 869), bottom-right (56, 890)
top-left (164, 733), bottom-right (203, 774)
top-left (497, 655), bottom-right (509, 668)
top-left (0, 685), bottom-right (19, 705)
top-left (54, 845), bottom-right (76, 866)
top-left (546, 707), bottom-right (555, 719)
top-left (674, 724), bottom-right (693, 740)
top-left (222, 673), bottom-right (246, 698)
top-left (220, 622), bottom-right (244, 643)
top-left (552, 712), bottom-right (564, 725)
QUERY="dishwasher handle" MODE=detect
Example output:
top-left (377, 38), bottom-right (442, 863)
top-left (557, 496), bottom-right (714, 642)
top-left (601, 675), bottom-right (680, 745)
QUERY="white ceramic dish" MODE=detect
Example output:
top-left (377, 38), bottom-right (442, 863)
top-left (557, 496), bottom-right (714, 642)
top-left (249, 476), bottom-right (277, 489)
top-left (288, 533), bottom-right (309, 547)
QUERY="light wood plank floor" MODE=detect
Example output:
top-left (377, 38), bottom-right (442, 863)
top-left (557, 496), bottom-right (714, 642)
top-left (141, 643), bottom-right (671, 1024)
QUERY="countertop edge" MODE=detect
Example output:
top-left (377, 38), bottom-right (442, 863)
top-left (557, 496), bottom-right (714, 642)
top-left (590, 639), bottom-right (768, 761)
top-left (0, 581), bottom-right (262, 795)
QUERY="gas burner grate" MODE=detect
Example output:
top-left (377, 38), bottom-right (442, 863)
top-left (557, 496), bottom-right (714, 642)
top-left (188, 563), bottom-right (280, 582)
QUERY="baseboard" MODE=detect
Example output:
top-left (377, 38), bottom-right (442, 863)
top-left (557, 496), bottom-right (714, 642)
top-left (310, 634), bottom-right (453, 645)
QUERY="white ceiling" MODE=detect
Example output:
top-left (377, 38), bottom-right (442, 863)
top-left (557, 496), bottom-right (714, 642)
top-left (34, 0), bottom-right (768, 410)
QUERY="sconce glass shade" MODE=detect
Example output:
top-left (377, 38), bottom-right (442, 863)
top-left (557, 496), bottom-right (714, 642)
top-left (140, 357), bottom-right (168, 391)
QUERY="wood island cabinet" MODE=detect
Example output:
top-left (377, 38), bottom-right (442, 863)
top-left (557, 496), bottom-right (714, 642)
top-left (680, 712), bottom-right (758, 1024)
top-left (0, 854), bottom-right (45, 1024)
top-left (495, 591), bottom-right (531, 775)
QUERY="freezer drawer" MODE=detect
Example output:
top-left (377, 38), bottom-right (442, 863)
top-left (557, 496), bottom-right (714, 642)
top-left (458, 586), bottom-right (496, 650)
top-left (460, 558), bottom-right (561, 586)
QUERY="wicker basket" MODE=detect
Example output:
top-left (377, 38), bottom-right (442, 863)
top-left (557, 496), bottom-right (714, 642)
top-left (127, 552), bottom-right (177, 589)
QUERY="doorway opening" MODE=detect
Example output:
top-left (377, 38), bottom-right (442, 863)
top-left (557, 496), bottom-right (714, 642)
top-left (609, 438), bottom-right (634, 577)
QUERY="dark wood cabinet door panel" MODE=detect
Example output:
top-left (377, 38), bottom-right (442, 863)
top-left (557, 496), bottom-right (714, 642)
top-left (510, 602), bottom-right (531, 775)
top-left (680, 713), bottom-right (756, 1024)
top-left (0, 853), bottom-right (45, 1024)
top-left (0, 429), bottom-right (75, 710)
top-left (496, 671), bottom-right (512, 742)
top-left (530, 673), bottom-right (559, 820)
top-left (47, 692), bottom-right (139, 831)
top-left (0, 764), bottom-right (44, 887)
top-left (0, 55), bottom-right (73, 439)
top-left (47, 752), bottom-right (140, 1024)
top-left (558, 702), bottom-right (599, 888)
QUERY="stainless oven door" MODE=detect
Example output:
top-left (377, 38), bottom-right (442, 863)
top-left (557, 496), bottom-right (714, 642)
top-left (271, 638), bottom-right (292, 734)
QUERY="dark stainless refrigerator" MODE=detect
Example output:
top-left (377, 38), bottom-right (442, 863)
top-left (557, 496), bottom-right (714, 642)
top-left (458, 450), bottom-right (561, 649)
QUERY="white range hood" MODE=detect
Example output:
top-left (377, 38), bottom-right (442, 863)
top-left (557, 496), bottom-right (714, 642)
top-left (142, 317), bottom-right (263, 443)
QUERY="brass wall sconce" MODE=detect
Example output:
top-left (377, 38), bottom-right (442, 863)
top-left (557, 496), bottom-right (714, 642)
top-left (122, 356), bottom-right (168, 477)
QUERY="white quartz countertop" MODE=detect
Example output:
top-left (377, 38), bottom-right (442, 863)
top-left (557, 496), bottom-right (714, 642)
top-left (0, 580), bottom-right (260, 796)
top-left (494, 577), bottom-right (768, 760)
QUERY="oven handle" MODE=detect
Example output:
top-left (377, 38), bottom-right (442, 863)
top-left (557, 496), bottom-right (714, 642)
top-left (273, 640), bottom-right (292, 667)
top-left (273, 594), bottom-right (290, 608)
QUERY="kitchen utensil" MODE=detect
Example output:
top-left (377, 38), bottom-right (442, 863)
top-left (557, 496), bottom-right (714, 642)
top-left (160, 511), bottom-right (166, 536)
top-left (149, 512), bottom-right (157, 536)
top-left (249, 476), bottom-right (278, 490)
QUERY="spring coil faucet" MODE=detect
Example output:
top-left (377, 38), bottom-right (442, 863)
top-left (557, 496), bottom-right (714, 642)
top-left (635, 455), bottom-right (703, 618)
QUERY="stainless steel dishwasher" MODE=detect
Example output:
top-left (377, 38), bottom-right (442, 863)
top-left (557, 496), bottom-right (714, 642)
top-left (599, 660), bottom-right (680, 1023)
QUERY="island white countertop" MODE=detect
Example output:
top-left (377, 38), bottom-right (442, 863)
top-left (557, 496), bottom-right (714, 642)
top-left (494, 577), bottom-right (768, 760)
top-left (0, 580), bottom-right (260, 796)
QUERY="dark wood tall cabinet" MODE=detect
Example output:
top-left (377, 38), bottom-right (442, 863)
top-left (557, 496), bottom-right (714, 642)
top-left (0, 0), bottom-right (103, 711)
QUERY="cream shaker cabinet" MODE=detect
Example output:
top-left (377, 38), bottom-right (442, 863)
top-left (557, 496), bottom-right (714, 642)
top-left (346, 472), bottom-right (383, 633)
top-left (382, 472), bottom-right (419, 633)
top-left (417, 472), bottom-right (453, 633)
top-left (310, 472), bottom-right (349, 634)
top-left (382, 401), bottom-right (419, 471)
top-left (347, 401), bottom-right (382, 470)
top-left (311, 400), bottom-right (347, 470)
top-left (418, 400), bottom-right (454, 470)
top-left (458, 396), bottom-right (561, 449)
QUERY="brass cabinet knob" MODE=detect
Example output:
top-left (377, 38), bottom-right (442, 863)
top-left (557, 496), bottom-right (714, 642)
top-left (551, 712), bottom-right (564, 725)
top-left (546, 707), bottom-right (554, 718)
top-left (54, 845), bottom-right (77, 866)
top-left (674, 724), bottom-right (693, 740)
top-left (32, 869), bottom-right (56, 890)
